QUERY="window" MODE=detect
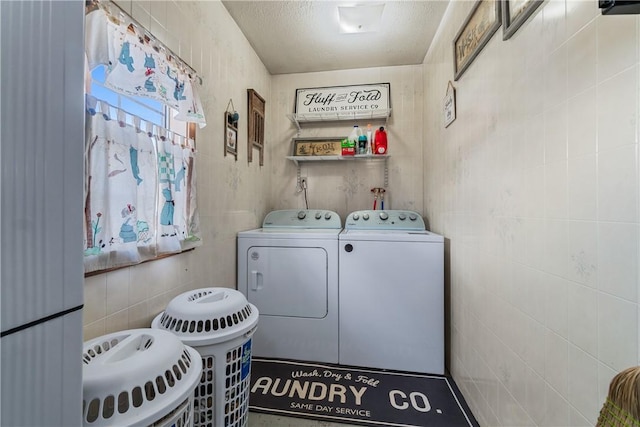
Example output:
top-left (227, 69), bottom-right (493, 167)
top-left (84, 4), bottom-right (203, 275)
top-left (91, 65), bottom-right (187, 135)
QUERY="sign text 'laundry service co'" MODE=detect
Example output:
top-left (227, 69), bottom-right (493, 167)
top-left (294, 83), bottom-right (391, 116)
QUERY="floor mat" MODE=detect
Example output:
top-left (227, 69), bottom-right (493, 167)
top-left (249, 358), bottom-right (479, 427)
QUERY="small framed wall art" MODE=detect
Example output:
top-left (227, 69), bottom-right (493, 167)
top-left (453, 0), bottom-right (501, 81)
top-left (224, 112), bottom-right (238, 160)
top-left (292, 137), bottom-right (343, 157)
top-left (443, 81), bottom-right (456, 128)
top-left (247, 89), bottom-right (265, 166)
top-left (502, 0), bottom-right (543, 40)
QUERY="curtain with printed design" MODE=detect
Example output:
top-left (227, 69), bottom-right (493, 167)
top-left (85, 6), bottom-right (206, 126)
top-left (84, 3), bottom-right (203, 273)
top-left (84, 105), bottom-right (201, 273)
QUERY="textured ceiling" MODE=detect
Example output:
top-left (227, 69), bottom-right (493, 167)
top-left (221, 0), bottom-right (450, 75)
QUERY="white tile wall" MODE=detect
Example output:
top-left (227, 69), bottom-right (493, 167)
top-left (424, 0), bottom-right (639, 425)
top-left (269, 66), bottom-right (424, 219)
top-left (597, 68), bottom-right (638, 152)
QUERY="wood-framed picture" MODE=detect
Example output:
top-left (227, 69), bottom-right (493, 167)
top-left (224, 112), bottom-right (238, 160)
top-left (292, 137), bottom-right (343, 157)
top-left (453, 0), bottom-right (501, 81)
top-left (502, 0), bottom-right (543, 40)
top-left (247, 89), bottom-right (265, 166)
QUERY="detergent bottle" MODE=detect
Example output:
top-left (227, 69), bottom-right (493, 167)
top-left (374, 126), bottom-right (387, 154)
top-left (358, 131), bottom-right (368, 155)
top-left (348, 125), bottom-right (361, 147)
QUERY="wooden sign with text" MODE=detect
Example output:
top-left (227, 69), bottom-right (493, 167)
top-left (294, 83), bottom-right (391, 117)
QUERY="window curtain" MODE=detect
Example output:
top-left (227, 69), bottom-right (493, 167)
top-left (156, 130), bottom-right (198, 254)
top-left (84, 102), bottom-right (201, 273)
top-left (85, 4), bottom-right (206, 126)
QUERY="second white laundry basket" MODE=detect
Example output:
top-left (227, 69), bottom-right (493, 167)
top-left (152, 287), bottom-right (259, 427)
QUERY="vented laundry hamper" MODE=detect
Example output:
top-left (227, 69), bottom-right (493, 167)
top-left (82, 329), bottom-right (202, 427)
top-left (152, 287), bottom-right (259, 427)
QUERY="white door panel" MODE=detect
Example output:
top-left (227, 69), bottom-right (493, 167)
top-left (247, 246), bottom-right (328, 318)
top-left (339, 239), bottom-right (444, 374)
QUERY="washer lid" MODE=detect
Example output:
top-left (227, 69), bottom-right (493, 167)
top-left (340, 229), bottom-right (444, 242)
top-left (238, 227), bottom-right (342, 239)
top-left (262, 209), bottom-right (342, 229)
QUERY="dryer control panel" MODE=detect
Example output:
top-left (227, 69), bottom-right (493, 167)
top-left (262, 209), bottom-right (342, 229)
top-left (344, 210), bottom-right (425, 231)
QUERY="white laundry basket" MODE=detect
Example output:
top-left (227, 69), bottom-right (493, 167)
top-left (152, 287), bottom-right (259, 427)
top-left (82, 328), bottom-right (202, 427)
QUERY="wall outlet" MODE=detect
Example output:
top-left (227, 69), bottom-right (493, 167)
top-left (300, 177), bottom-right (308, 189)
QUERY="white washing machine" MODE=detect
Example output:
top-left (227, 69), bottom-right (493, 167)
top-left (237, 209), bottom-right (341, 363)
top-left (339, 210), bottom-right (444, 375)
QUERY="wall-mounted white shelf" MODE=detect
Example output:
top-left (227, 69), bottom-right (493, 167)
top-left (286, 154), bottom-right (389, 166)
top-left (287, 108), bottom-right (391, 131)
top-left (286, 108), bottom-right (391, 190)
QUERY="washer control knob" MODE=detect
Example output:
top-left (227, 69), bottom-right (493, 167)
top-left (379, 212), bottom-right (389, 220)
top-left (352, 214), bottom-right (360, 221)
top-left (409, 214), bottom-right (418, 221)
top-left (315, 212), bottom-right (322, 220)
top-left (297, 211), bottom-right (306, 220)
top-left (399, 213), bottom-right (407, 221)
top-left (324, 212), bottom-right (332, 220)
top-left (363, 213), bottom-right (370, 220)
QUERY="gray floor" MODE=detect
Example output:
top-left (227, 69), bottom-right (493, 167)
top-left (248, 412), bottom-right (362, 427)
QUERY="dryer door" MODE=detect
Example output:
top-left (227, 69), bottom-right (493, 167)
top-left (246, 246), bottom-right (328, 318)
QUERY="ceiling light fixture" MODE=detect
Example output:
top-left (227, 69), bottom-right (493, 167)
top-left (338, 3), bottom-right (385, 34)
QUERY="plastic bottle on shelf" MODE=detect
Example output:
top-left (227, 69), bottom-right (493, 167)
top-left (374, 126), bottom-right (387, 154)
top-left (358, 130), bottom-right (368, 155)
top-left (348, 125), bottom-right (360, 145)
top-left (366, 124), bottom-right (373, 155)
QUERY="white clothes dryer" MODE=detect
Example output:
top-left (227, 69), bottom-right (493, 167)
top-left (339, 210), bottom-right (444, 375)
top-left (237, 209), bottom-right (341, 363)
